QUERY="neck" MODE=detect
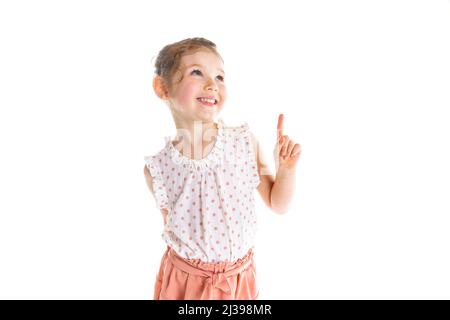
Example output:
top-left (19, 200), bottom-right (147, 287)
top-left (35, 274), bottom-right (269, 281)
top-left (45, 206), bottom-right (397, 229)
top-left (171, 117), bottom-right (218, 160)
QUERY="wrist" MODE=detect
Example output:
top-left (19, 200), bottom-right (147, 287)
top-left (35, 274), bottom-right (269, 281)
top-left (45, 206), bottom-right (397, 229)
top-left (276, 164), bottom-right (297, 175)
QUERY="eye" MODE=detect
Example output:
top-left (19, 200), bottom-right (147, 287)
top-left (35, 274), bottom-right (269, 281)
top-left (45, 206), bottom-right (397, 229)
top-left (191, 69), bottom-right (225, 82)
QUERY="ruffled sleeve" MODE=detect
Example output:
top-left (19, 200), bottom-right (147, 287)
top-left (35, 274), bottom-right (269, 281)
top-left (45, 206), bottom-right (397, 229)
top-left (224, 122), bottom-right (261, 189)
top-left (144, 155), bottom-right (171, 213)
top-left (244, 127), bottom-right (261, 189)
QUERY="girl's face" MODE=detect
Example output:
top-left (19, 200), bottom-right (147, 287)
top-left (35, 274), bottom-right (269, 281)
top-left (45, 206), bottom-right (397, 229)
top-left (167, 49), bottom-right (227, 123)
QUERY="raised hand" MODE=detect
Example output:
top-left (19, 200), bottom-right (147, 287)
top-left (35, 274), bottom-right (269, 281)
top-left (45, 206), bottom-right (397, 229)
top-left (274, 113), bottom-right (301, 170)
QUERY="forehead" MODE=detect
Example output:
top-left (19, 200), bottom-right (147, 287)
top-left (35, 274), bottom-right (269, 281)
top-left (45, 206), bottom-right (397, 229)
top-left (180, 50), bottom-right (224, 71)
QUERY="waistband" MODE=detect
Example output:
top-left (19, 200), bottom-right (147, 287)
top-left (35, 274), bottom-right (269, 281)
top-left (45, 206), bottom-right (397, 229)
top-left (165, 246), bottom-right (254, 295)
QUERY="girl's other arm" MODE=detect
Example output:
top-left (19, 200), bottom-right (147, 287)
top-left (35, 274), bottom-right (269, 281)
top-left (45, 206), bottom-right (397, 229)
top-left (144, 166), bottom-right (168, 224)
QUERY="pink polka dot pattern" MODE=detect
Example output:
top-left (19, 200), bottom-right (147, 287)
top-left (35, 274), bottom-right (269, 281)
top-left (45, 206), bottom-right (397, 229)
top-left (144, 119), bottom-right (260, 263)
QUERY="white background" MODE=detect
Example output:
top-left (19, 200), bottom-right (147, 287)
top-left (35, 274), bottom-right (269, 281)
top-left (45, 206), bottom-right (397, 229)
top-left (1, 0), bottom-right (449, 299)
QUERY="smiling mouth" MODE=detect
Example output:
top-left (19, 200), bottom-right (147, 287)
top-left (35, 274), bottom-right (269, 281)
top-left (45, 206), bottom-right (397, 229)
top-left (196, 98), bottom-right (217, 107)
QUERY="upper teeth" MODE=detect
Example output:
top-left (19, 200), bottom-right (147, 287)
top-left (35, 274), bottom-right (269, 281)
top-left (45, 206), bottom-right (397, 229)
top-left (198, 98), bottom-right (215, 104)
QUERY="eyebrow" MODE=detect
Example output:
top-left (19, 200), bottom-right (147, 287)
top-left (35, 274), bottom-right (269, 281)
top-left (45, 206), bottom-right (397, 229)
top-left (185, 64), bottom-right (225, 75)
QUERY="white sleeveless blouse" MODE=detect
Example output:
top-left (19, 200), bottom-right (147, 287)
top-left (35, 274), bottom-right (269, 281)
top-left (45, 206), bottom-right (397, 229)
top-left (144, 119), bottom-right (260, 263)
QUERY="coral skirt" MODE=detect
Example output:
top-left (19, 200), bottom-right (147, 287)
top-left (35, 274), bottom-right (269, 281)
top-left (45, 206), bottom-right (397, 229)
top-left (153, 246), bottom-right (259, 300)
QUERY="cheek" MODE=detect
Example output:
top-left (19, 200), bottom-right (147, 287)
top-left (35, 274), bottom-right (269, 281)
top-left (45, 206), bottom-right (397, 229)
top-left (219, 87), bottom-right (227, 103)
top-left (175, 84), bottom-right (198, 104)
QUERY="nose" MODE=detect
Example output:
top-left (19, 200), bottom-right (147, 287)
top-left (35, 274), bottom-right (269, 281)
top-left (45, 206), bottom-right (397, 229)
top-left (205, 77), bottom-right (219, 92)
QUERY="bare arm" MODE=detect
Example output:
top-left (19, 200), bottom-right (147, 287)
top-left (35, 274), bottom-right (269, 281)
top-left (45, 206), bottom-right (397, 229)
top-left (251, 114), bottom-right (302, 214)
top-left (270, 166), bottom-right (297, 214)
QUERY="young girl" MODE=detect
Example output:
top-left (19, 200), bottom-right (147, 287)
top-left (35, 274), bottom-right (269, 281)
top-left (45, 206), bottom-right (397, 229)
top-left (144, 37), bottom-right (301, 300)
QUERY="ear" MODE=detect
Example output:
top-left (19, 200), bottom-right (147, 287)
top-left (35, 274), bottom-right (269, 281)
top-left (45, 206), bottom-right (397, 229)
top-left (153, 76), bottom-right (169, 100)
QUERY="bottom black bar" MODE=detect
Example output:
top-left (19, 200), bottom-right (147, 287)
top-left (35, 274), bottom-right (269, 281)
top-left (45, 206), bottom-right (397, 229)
top-left (1, 300), bottom-right (448, 319)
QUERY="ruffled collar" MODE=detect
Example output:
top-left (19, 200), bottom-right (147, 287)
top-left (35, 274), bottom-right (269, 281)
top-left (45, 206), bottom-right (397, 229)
top-left (164, 119), bottom-right (225, 171)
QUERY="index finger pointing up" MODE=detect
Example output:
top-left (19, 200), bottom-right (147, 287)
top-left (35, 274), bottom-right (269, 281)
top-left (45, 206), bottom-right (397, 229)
top-left (277, 113), bottom-right (284, 138)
